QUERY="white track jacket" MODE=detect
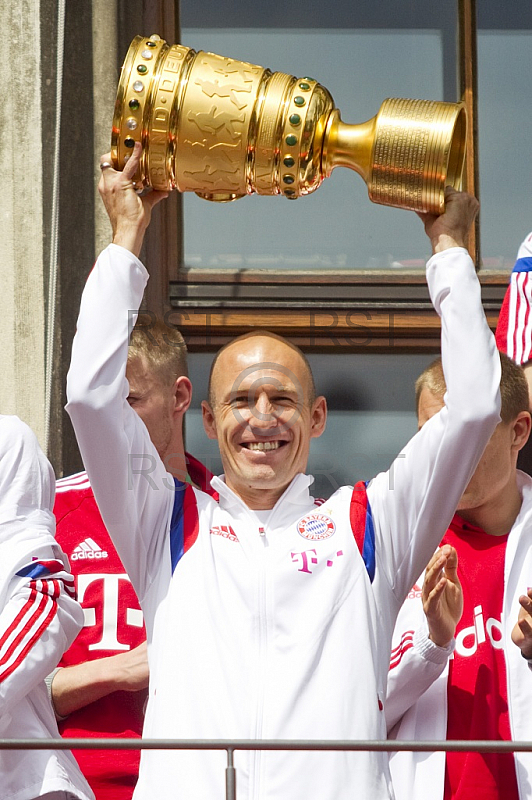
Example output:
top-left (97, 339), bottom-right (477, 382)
top-left (386, 471), bottom-right (532, 800)
top-left (66, 242), bottom-right (501, 800)
top-left (0, 415), bottom-right (94, 800)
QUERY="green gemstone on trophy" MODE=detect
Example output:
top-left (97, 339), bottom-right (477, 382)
top-left (294, 96), bottom-right (305, 106)
top-left (289, 114), bottom-right (301, 126)
top-left (146, 40), bottom-right (157, 47)
top-left (284, 189), bottom-right (296, 197)
top-left (299, 82), bottom-right (310, 91)
top-left (285, 134), bottom-right (297, 146)
top-left (283, 175), bottom-right (295, 184)
top-left (137, 64), bottom-right (148, 74)
top-left (124, 137), bottom-right (135, 148)
top-left (129, 99), bottom-right (140, 110)
top-left (283, 156), bottom-right (295, 167)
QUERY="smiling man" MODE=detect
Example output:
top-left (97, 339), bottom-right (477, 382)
top-left (66, 143), bottom-right (501, 800)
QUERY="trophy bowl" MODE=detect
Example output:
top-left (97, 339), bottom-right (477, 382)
top-left (112, 34), bottom-right (466, 214)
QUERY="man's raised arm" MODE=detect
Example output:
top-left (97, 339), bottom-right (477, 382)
top-left (66, 144), bottom-right (171, 599)
top-left (366, 189), bottom-right (502, 613)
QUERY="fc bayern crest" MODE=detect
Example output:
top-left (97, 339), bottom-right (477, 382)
top-left (296, 512), bottom-right (336, 541)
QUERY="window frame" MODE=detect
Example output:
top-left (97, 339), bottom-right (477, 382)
top-left (162, 0), bottom-right (508, 350)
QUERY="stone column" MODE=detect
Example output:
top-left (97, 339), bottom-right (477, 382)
top-left (0, 0), bottom-right (49, 448)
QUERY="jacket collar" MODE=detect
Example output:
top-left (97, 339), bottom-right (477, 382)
top-left (210, 473), bottom-right (314, 519)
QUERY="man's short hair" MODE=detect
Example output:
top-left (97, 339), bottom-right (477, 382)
top-left (128, 314), bottom-right (188, 386)
top-left (415, 351), bottom-right (529, 424)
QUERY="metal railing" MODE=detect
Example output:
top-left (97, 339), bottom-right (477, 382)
top-left (2, 738), bottom-right (531, 800)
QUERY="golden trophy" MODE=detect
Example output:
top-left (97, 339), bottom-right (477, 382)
top-left (112, 34), bottom-right (466, 214)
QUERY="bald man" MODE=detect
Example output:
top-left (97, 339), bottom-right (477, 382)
top-left (66, 143), bottom-right (501, 800)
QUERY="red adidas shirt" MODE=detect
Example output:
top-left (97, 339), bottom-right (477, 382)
top-left (443, 515), bottom-right (519, 800)
top-left (54, 455), bottom-right (213, 800)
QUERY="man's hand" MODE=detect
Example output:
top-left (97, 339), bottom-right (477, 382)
top-left (511, 588), bottom-right (532, 659)
top-left (51, 641), bottom-right (149, 718)
top-left (98, 142), bottom-right (168, 258)
top-left (422, 545), bottom-right (463, 647)
top-left (418, 187), bottom-right (479, 255)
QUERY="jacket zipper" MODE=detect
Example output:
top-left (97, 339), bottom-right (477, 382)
top-left (251, 522), bottom-right (269, 800)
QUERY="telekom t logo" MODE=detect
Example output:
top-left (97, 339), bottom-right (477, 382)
top-left (291, 549), bottom-right (344, 574)
top-left (77, 573), bottom-right (144, 651)
top-left (291, 549), bottom-right (318, 574)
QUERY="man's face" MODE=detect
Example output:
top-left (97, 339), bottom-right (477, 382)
top-left (418, 386), bottom-right (516, 514)
top-left (126, 355), bottom-right (176, 460)
top-left (202, 336), bottom-right (326, 507)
